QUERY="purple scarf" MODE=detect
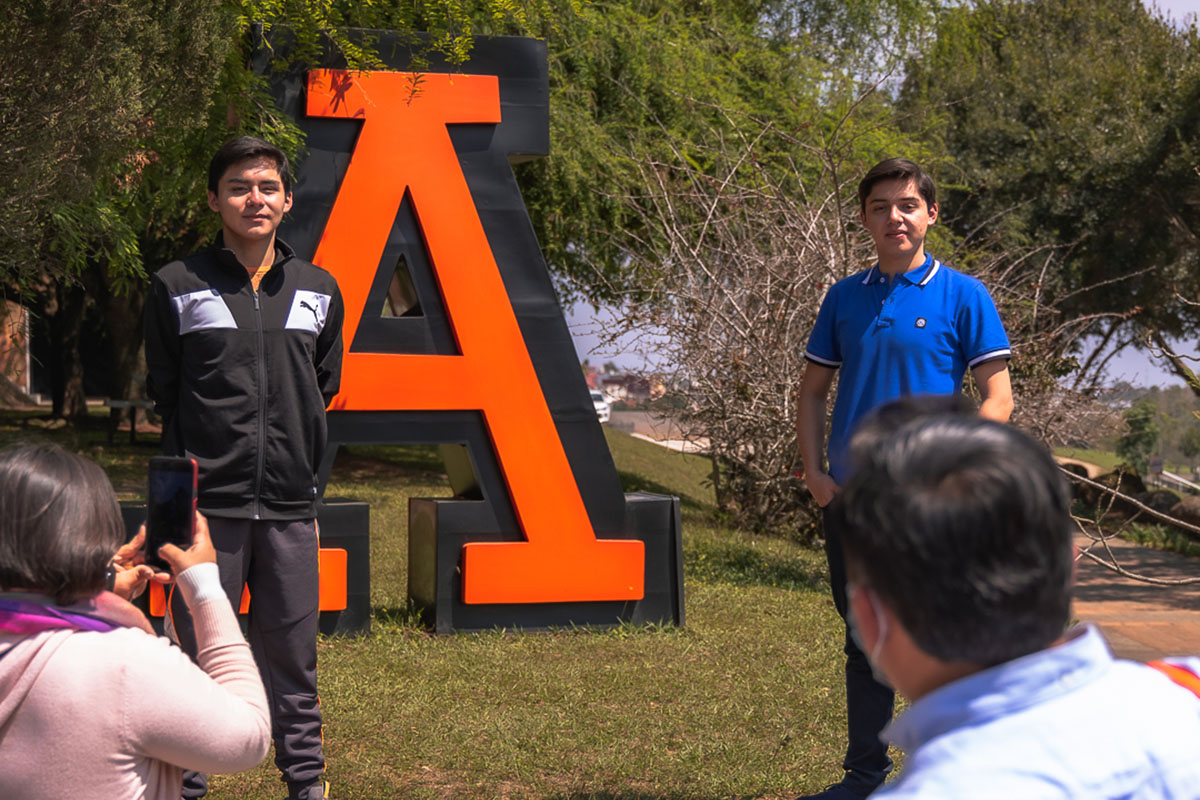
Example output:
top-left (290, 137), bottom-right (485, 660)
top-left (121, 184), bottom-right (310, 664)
top-left (0, 592), bottom-right (152, 636)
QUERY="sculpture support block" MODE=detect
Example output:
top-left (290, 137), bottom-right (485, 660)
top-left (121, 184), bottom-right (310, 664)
top-left (409, 492), bottom-right (684, 633)
top-left (315, 500), bottom-right (372, 636)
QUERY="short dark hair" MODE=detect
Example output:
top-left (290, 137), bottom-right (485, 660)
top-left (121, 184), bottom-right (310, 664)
top-left (858, 158), bottom-right (937, 213)
top-left (829, 414), bottom-right (1073, 666)
top-left (0, 444), bottom-right (125, 605)
top-left (207, 135), bottom-right (292, 195)
top-left (845, 393), bottom-right (975, 471)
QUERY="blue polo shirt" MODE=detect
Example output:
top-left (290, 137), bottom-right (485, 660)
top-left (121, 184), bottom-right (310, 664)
top-left (805, 254), bottom-right (1011, 482)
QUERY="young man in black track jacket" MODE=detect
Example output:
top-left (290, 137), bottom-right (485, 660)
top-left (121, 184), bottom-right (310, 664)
top-left (144, 136), bottom-right (344, 800)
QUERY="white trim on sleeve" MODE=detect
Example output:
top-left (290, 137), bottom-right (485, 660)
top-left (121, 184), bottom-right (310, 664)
top-left (804, 351), bottom-right (842, 367)
top-left (967, 348), bottom-right (1012, 369)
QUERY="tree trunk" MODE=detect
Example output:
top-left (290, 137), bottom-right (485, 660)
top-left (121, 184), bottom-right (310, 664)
top-left (47, 282), bottom-right (87, 420)
top-left (76, 261), bottom-right (153, 440)
top-left (87, 261), bottom-right (149, 420)
top-left (708, 453), bottom-right (724, 512)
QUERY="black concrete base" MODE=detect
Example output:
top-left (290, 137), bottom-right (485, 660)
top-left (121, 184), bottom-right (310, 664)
top-left (315, 500), bottom-right (372, 636)
top-left (409, 492), bottom-right (684, 633)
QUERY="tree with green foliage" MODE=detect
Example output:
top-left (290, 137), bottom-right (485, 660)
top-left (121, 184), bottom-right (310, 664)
top-left (6, 0), bottom-right (948, 425)
top-left (900, 0), bottom-right (1200, 388)
top-left (527, 0), bottom-right (949, 533)
top-left (515, 0), bottom-right (943, 302)
top-left (2, 0), bottom-right (558, 416)
top-left (1117, 398), bottom-right (1162, 475)
top-left (0, 0), bottom-right (235, 292)
top-left (15, 0), bottom-right (1155, 541)
top-left (1180, 424), bottom-right (1200, 469)
top-left (0, 0), bottom-right (239, 414)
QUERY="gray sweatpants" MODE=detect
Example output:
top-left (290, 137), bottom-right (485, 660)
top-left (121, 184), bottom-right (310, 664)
top-left (169, 517), bottom-right (324, 797)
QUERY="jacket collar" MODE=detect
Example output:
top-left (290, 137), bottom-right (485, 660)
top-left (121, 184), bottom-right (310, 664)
top-left (211, 232), bottom-right (294, 276)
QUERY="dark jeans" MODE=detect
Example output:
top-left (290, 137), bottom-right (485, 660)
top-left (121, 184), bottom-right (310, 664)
top-left (823, 507), bottom-right (894, 794)
top-left (169, 518), bottom-right (325, 798)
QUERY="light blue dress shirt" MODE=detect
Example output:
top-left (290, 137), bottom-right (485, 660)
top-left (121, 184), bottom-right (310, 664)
top-left (875, 625), bottom-right (1200, 799)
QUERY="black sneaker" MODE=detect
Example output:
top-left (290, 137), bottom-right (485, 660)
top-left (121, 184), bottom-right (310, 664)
top-left (287, 779), bottom-right (330, 800)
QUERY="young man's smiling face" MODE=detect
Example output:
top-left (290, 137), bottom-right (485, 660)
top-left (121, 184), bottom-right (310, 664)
top-left (860, 177), bottom-right (938, 272)
top-left (207, 157), bottom-right (293, 246)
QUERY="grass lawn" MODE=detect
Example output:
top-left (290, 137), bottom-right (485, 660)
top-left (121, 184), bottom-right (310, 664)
top-left (1055, 445), bottom-right (1198, 478)
top-left (1053, 446), bottom-right (1123, 472)
top-left (0, 412), bottom-right (859, 800)
top-left (1118, 523), bottom-right (1200, 559)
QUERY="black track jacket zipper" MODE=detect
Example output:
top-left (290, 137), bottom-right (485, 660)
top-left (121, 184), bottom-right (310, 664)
top-left (252, 286), bottom-right (267, 520)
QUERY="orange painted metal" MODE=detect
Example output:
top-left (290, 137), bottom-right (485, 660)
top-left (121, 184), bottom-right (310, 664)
top-left (306, 69), bottom-right (644, 604)
top-left (148, 582), bottom-right (250, 615)
top-left (317, 547), bottom-right (348, 611)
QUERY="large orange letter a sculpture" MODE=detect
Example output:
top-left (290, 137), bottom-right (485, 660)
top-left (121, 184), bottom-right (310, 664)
top-left (306, 69), bottom-right (643, 606)
top-left (273, 35), bottom-right (683, 631)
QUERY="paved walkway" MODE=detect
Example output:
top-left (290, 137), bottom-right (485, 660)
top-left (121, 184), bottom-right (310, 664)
top-left (1073, 533), bottom-right (1200, 660)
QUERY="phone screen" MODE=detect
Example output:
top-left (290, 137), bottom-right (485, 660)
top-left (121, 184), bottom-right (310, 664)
top-left (145, 456), bottom-right (198, 572)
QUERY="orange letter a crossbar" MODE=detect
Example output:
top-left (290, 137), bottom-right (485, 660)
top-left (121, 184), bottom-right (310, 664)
top-left (306, 70), bottom-right (644, 604)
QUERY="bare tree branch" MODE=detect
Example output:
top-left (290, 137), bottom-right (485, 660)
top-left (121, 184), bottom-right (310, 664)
top-left (1063, 466), bottom-right (1200, 585)
top-left (1147, 325), bottom-right (1200, 400)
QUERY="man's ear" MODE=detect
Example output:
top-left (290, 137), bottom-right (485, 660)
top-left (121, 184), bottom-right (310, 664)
top-left (206, 190), bottom-right (220, 214)
top-left (849, 583), bottom-right (884, 649)
top-left (927, 201), bottom-right (938, 225)
top-left (283, 191), bottom-right (294, 215)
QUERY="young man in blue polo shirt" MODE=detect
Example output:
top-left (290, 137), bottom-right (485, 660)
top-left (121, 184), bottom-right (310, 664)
top-left (793, 158), bottom-right (1013, 800)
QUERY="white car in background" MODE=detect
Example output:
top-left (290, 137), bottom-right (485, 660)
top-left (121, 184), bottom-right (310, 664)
top-left (590, 390), bottom-right (611, 423)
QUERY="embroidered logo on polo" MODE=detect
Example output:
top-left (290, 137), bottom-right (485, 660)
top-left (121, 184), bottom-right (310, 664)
top-left (285, 291), bottom-right (332, 335)
top-left (915, 317), bottom-right (927, 328)
top-left (172, 288), bottom-right (237, 334)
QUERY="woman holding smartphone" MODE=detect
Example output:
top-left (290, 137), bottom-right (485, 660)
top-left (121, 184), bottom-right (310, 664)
top-left (0, 443), bottom-right (270, 800)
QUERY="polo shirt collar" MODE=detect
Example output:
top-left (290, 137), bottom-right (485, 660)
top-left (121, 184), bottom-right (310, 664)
top-left (883, 625), bottom-right (1112, 753)
top-left (861, 253), bottom-right (940, 287)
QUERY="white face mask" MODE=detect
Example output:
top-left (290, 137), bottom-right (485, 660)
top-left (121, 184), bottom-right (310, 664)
top-left (847, 582), bottom-right (892, 688)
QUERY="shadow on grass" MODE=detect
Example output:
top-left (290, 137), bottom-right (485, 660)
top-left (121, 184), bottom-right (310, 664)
top-left (616, 469), bottom-right (711, 511)
top-left (0, 410), bottom-right (164, 494)
top-left (686, 537), bottom-right (826, 592)
top-left (0, 408), bottom-right (142, 444)
top-left (334, 443), bottom-right (448, 477)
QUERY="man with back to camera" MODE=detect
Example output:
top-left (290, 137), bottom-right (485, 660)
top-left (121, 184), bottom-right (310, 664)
top-left (144, 136), bottom-right (344, 800)
top-left (793, 158), bottom-right (1014, 799)
top-left (828, 407), bottom-right (1200, 798)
